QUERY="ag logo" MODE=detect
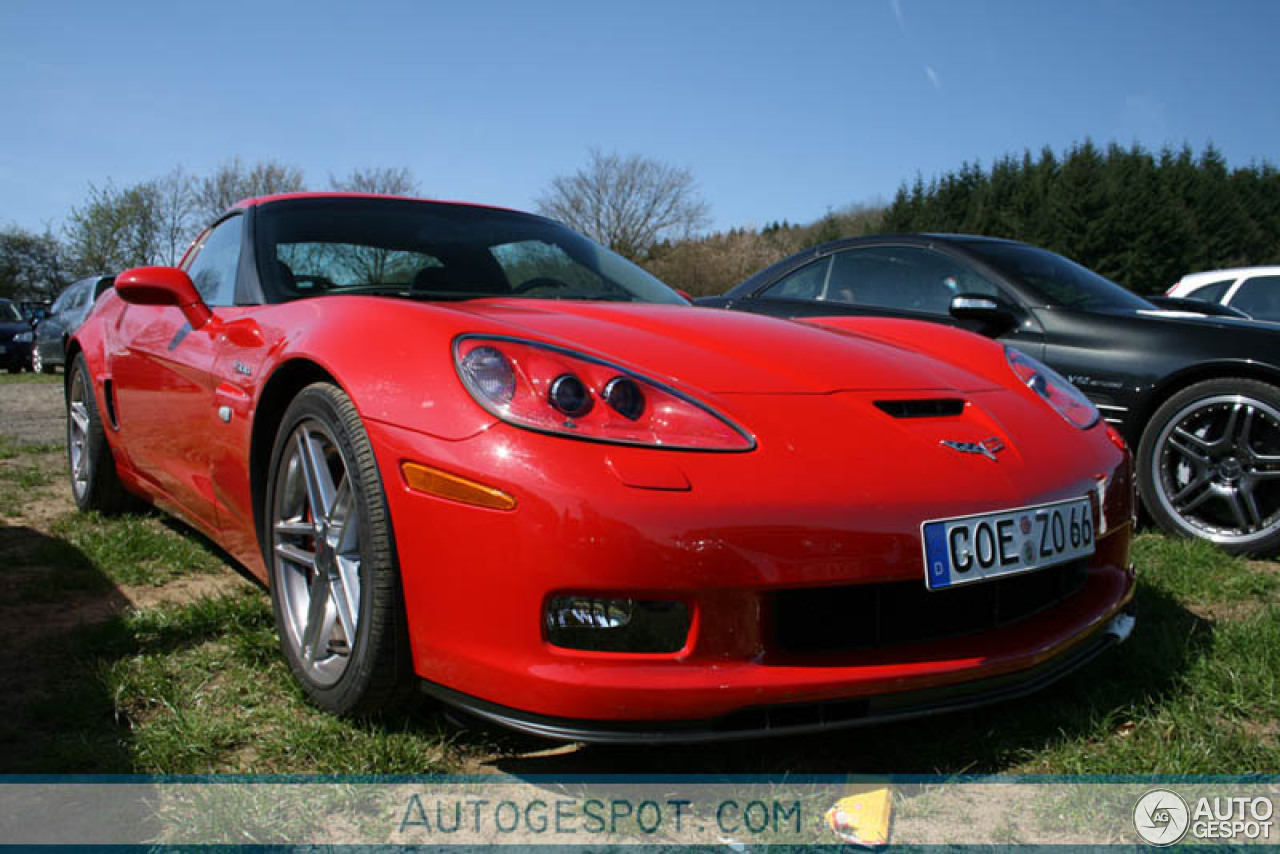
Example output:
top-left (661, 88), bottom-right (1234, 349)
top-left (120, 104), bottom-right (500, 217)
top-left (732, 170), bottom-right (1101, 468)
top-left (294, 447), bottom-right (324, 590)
top-left (1133, 789), bottom-right (1189, 846)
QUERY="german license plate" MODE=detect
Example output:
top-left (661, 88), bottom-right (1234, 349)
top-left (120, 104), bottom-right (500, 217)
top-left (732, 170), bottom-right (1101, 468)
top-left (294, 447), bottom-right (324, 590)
top-left (922, 497), bottom-right (1094, 590)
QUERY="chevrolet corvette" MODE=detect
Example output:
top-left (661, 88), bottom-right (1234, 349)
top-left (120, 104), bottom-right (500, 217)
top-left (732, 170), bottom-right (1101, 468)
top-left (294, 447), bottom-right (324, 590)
top-left (66, 194), bottom-right (1135, 741)
top-left (702, 234), bottom-right (1280, 555)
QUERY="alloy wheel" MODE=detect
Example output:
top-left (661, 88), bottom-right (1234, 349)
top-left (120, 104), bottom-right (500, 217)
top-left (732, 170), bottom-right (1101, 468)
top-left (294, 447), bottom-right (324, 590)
top-left (67, 367), bottom-right (91, 501)
top-left (1152, 394), bottom-right (1280, 546)
top-left (271, 418), bottom-right (363, 686)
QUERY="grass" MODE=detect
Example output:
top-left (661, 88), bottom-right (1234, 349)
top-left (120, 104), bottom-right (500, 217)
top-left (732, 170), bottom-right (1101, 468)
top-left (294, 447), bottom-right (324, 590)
top-left (0, 370), bottom-right (61, 385)
top-left (1, 411), bottom-right (1278, 775)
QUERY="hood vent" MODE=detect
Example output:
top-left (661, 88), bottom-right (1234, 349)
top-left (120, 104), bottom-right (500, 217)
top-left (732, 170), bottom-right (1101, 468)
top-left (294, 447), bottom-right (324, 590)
top-left (874, 398), bottom-right (966, 419)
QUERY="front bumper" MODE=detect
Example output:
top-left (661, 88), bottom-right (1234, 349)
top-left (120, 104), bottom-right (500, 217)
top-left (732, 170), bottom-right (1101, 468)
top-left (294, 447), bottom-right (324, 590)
top-left (424, 608), bottom-right (1136, 743)
top-left (366, 389), bottom-right (1136, 733)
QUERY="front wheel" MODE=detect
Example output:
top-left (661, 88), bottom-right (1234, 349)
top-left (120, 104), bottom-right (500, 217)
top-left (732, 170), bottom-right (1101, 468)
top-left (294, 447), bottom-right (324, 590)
top-left (265, 382), bottom-right (413, 715)
top-left (1138, 378), bottom-right (1280, 555)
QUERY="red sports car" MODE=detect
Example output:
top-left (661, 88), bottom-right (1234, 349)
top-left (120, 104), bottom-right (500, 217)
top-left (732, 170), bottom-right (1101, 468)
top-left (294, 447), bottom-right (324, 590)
top-left (67, 193), bottom-right (1136, 741)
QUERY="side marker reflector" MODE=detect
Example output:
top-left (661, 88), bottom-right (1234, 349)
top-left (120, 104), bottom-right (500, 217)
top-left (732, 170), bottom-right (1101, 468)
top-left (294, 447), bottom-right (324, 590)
top-left (401, 462), bottom-right (516, 511)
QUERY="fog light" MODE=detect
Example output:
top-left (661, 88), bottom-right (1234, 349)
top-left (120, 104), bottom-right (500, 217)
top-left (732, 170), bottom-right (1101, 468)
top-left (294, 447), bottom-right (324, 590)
top-left (545, 596), bottom-right (690, 653)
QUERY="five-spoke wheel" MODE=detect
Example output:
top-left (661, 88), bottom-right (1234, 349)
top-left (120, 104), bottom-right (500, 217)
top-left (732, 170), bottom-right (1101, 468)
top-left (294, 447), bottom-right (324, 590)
top-left (1140, 379), bottom-right (1280, 554)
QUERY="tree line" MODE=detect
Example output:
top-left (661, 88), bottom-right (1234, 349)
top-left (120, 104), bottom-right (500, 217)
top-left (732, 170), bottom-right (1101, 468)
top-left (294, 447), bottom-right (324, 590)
top-left (3, 141), bottom-right (1276, 302)
top-left (0, 160), bottom-right (419, 300)
top-left (881, 141), bottom-right (1280, 294)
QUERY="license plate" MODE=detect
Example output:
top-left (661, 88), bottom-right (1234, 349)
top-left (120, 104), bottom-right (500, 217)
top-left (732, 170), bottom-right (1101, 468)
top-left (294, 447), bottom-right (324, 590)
top-left (922, 497), bottom-right (1094, 590)
top-left (0, 345), bottom-right (6, 354)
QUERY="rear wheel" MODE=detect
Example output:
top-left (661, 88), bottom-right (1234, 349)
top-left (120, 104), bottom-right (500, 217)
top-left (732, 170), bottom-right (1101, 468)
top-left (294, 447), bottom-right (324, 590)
top-left (265, 383), bottom-right (413, 715)
top-left (1139, 378), bottom-right (1280, 555)
top-left (66, 353), bottom-right (133, 513)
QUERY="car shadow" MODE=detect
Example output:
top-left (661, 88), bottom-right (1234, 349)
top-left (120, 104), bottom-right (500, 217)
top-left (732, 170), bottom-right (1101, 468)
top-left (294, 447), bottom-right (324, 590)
top-left (0, 524), bottom-right (138, 772)
top-left (468, 583), bottom-right (1208, 775)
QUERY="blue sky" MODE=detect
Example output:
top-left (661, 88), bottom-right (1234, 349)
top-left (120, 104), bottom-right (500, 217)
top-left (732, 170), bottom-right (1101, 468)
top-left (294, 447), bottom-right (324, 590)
top-left (2, 0), bottom-right (1278, 235)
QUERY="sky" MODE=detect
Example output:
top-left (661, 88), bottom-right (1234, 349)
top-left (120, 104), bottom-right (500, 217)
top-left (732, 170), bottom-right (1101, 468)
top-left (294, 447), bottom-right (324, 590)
top-left (2, 0), bottom-right (1278, 236)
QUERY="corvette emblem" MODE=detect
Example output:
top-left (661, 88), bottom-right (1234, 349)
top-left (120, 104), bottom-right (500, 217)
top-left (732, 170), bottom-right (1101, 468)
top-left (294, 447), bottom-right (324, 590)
top-left (940, 437), bottom-right (1004, 461)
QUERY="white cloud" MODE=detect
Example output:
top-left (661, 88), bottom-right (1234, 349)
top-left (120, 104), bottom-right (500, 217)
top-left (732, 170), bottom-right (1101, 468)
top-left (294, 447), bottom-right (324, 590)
top-left (891, 0), bottom-right (908, 36)
top-left (924, 65), bottom-right (942, 91)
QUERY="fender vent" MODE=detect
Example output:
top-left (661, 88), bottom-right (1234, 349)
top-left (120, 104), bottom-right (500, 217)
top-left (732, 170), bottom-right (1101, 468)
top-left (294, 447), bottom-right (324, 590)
top-left (874, 398), bottom-right (965, 418)
top-left (102, 379), bottom-right (119, 430)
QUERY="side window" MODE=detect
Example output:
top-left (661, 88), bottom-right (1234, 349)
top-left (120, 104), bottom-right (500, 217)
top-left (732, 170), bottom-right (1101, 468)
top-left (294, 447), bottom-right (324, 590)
top-left (826, 246), bottom-right (1002, 315)
top-left (759, 257), bottom-right (832, 300)
top-left (1228, 276), bottom-right (1280, 321)
top-left (1187, 279), bottom-right (1234, 303)
top-left (182, 216), bottom-right (243, 307)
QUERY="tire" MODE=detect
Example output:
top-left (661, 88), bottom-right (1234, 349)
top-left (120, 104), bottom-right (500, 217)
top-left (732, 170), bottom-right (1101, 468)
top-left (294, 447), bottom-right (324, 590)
top-left (264, 382), bottom-right (413, 716)
top-left (66, 353), bottom-right (134, 513)
top-left (1138, 378), bottom-right (1280, 555)
top-left (6, 364), bottom-right (20, 374)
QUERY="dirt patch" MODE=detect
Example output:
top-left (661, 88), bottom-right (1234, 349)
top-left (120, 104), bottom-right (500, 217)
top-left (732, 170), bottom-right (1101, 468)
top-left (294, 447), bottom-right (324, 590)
top-left (0, 380), bottom-right (64, 445)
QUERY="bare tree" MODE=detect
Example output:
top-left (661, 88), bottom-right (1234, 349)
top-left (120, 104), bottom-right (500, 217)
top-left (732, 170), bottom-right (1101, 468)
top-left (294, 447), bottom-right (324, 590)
top-left (195, 157), bottom-right (305, 221)
top-left (536, 149), bottom-right (711, 260)
top-left (329, 166), bottom-right (420, 196)
top-left (154, 165), bottom-right (198, 265)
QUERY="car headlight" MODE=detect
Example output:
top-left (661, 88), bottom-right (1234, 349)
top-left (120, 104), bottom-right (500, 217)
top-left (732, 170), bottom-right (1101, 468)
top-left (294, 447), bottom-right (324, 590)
top-left (13, 332), bottom-right (32, 343)
top-left (453, 335), bottom-right (754, 451)
top-left (1005, 346), bottom-right (1099, 429)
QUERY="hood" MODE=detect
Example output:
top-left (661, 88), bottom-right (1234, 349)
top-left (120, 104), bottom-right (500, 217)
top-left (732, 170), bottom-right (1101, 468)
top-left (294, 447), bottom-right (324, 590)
top-left (0, 321), bottom-right (29, 337)
top-left (442, 300), bottom-right (1002, 395)
top-left (1101, 306), bottom-right (1280, 334)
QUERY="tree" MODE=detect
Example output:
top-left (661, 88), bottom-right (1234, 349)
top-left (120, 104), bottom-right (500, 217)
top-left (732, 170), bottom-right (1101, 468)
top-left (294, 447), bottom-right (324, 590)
top-left (536, 149), bottom-right (710, 260)
top-left (194, 157), bottom-right (305, 221)
top-left (64, 180), bottom-right (163, 276)
top-left (329, 166), bottom-right (420, 195)
top-left (0, 226), bottom-right (68, 300)
top-left (153, 165), bottom-right (199, 265)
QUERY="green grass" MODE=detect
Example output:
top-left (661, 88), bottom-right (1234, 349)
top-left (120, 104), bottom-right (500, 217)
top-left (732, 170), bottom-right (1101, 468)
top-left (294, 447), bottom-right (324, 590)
top-left (0, 370), bottom-right (61, 385)
top-left (46, 511), bottom-right (229, 587)
top-left (2, 424), bottom-right (1278, 775)
top-left (0, 434), bottom-right (63, 460)
top-left (4, 591), bottom-right (456, 774)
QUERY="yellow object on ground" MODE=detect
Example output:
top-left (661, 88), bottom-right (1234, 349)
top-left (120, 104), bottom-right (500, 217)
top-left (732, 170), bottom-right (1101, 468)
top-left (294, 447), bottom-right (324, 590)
top-left (824, 783), bottom-right (893, 846)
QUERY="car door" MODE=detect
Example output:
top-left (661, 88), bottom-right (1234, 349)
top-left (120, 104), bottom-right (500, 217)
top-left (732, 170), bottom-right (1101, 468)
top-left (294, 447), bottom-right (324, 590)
top-left (754, 243), bottom-right (1047, 356)
top-left (109, 214), bottom-right (245, 532)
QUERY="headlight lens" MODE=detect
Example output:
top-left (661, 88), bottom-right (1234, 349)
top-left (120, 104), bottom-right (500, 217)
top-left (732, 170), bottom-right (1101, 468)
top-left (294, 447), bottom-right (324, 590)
top-left (13, 332), bottom-right (32, 343)
top-left (454, 335), bottom-right (754, 451)
top-left (1005, 346), bottom-right (1099, 429)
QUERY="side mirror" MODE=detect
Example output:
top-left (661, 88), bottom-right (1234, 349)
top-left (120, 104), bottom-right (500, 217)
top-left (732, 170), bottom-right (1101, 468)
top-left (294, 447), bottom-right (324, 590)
top-left (115, 267), bottom-right (212, 329)
top-left (949, 293), bottom-right (1018, 337)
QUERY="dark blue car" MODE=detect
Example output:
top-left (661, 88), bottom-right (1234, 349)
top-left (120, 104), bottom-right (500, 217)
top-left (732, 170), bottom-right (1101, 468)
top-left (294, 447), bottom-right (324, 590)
top-left (0, 299), bottom-right (35, 373)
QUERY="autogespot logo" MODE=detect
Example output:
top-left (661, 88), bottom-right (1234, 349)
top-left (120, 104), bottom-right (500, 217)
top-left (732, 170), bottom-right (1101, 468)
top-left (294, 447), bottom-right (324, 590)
top-left (1134, 789), bottom-right (1190, 846)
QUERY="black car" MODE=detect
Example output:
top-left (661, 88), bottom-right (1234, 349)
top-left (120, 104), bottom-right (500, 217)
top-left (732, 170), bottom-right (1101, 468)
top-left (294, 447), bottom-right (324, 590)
top-left (32, 275), bottom-right (112, 374)
top-left (700, 234), bottom-right (1280, 555)
top-left (0, 299), bottom-right (35, 373)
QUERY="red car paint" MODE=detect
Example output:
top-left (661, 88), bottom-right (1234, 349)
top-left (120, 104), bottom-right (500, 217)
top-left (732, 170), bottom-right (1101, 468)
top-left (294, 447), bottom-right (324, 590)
top-left (70, 194), bottom-right (1134, 738)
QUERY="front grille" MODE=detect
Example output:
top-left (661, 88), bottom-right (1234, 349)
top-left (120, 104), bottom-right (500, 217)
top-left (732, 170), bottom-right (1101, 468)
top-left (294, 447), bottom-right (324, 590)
top-left (769, 559), bottom-right (1088, 656)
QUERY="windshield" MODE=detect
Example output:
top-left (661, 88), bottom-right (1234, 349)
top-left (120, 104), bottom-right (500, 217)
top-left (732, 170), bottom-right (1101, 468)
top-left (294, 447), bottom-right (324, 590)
top-left (962, 241), bottom-right (1154, 311)
top-left (0, 301), bottom-right (22, 323)
top-left (254, 198), bottom-right (685, 305)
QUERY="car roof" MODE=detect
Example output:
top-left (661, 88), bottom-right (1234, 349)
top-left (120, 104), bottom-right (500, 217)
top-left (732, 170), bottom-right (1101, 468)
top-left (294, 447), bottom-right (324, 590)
top-left (230, 192), bottom-right (520, 215)
top-left (1180, 266), bottom-right (1280, 284)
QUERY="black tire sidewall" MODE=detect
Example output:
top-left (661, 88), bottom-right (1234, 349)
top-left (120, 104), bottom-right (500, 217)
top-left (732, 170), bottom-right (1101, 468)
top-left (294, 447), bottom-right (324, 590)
top-left (1138, 377), bottom-right (1280, 555)
top-left (264, 382), bottom-right (403, 715)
